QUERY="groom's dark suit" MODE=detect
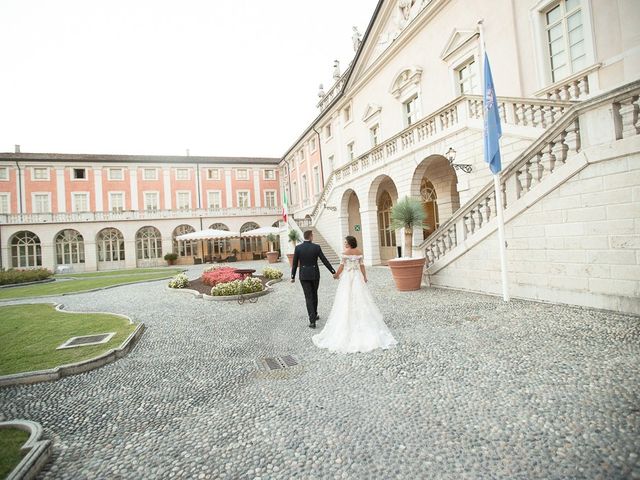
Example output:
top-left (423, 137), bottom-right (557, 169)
top-left (291, 240), bottom-right (336, 323)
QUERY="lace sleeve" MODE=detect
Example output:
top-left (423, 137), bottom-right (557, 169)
top-left (340, 255), bottom-right (345, 265)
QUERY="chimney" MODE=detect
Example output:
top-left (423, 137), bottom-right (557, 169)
top-left (14, 144), bottom-right (20, 153)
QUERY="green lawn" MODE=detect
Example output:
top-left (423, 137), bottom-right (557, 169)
top-left (56, 267), bottom-right (183, 278)
top-left (0, 304), bottom-right (137, 376)
top-left (0, 428), bottom-right (29, 478)
top-left (0, 270), bottom-right (181, 301)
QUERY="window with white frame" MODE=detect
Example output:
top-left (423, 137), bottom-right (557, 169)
top-left (403, 95), bottom-right (419, 126)
top-left (0, 167), bottom-right (8, 180)
top-left (264, 190), bottom-right (276, 207)
top-left (33, 193), bottom-right (51, 213)
top-left (302, 174), bottom-right (309, 200)
top-left (313, 166), bottom-right (320, 194)
top-left (309, 137), bottom-right (317, 152)
top-left (72, 192), bottom-right (89, 212)
top-left (325, 123), bottom-right (332, 140)
top-left (455, 58), bottom-right (478, 94)
top-left (144, 192), bottom-right (159, 210)
top-left (328, 155), bottom-right (334, 171)
top-left (176, 191), bottom-right (191, 210)
top-left (236, 169), bottom-right (249, 180)
top-left (237, 191), bottom-right (250, 208)
top-left (545, 0), bottom-right (585, 82)
top-left (0, 193), bottom-right (9, 213)
top-left (142, 168), bottom-right (158, 180)
top-left (263, 169), bottom-right (276, 180)
top-left (370, 124), bottom-right (380, 147)
top-left (343, 104), bottom-right (352, 123)
top-left (206, 168), bottom-right (220, 180)
top-left (347, 142), bottom-right (355, 161)
top-left (292, 182), bottom-right (298, 204)
top-left (299, 149), bottom-right (305, 162)
top-left (109, 192), bottom-right (125, 211)
top-left (108, 168), bottom-right (124, 181)
top-left (176, 168), bottom-right (189, 180)
top-left (72, 168), bottom-right (87, 180)
top-left (33, 167), bottom-right (49, 180)
top-left (207, 191), bottom-right (221, 209)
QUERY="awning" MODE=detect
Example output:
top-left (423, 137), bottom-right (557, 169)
top-left (239, 226), bottom-right (282, 238)
top-left (175, 229), bottom-right (240, 241)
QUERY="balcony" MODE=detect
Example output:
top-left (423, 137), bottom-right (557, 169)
top-left (0, 206), bottom-right (281, 225)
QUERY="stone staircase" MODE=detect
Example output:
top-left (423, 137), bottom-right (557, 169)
top-left (307, 227), bottom-right (340, 265)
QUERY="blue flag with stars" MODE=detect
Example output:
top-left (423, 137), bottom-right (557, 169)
top-left (483, 52), bottom-right (502, 174)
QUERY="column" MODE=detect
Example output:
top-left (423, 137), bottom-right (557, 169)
top-left (225, 169), bottom-right (233, 208)
top-left (360, 208), bottom-right (380, 266)
top-left (124, 240), bottom-right (137, 268)
top-left (253, 170), bottom-right (261, 208)
top-left (163, 168), bottom-right (172, 210)
top-left (130, 169), bottom-right (139, 210)
top-left (94, 168), bottom-right (103, 212)
top-left (84, 240), bottom-right (98, 272)
top-left (56, 168), bottom-right (66, 213)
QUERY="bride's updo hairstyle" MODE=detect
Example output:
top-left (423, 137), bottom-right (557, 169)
top-left (345, 236), bottom-right (357, 248)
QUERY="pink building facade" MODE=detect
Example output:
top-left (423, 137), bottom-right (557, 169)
top-left (0, 152), bottom-right (281, 271)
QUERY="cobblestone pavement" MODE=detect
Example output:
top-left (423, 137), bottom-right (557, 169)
top-left (1, 261), bottom-right (639, 479)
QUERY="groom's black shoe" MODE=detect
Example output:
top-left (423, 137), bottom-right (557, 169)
top-left (309, 321), bottom-right (316, 328)
top-left (314, 314), bottom-right (320, 321)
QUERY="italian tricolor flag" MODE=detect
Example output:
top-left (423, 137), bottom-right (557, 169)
top-left (282, 190), bottom-right (288, 223)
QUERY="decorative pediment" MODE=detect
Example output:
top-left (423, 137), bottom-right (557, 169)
top-left (362, 103), bottom-right (382, 123)
top-left (440, 29), bottom-right (479, 61)
top-left (390, 66), bottom-right (423, 99)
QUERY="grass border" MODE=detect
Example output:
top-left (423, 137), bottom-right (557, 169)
top-left (0, 304), bottom-right (145, 387)
top-left (0, 420), bottom-right (51, 480)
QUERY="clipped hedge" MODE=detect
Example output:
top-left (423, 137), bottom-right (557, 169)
top-left (0, 268), bottom-right (53, 286)
top-left (168, 273), bottom-right (189, 289)
top-left (210, 277), bottom-right (264, 297)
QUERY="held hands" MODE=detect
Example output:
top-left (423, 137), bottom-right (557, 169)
top-left (332, 273), bottom-right (340, 280)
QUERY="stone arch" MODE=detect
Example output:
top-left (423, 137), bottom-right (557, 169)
top-left (172, 224), bottom-right (196, 258)
top-left (340, 189), bottom-right (363, 248)
top-left (9, 230), bottom-right (42, 268)
top-left (135, 226), bottom-right (163, 267)
top-left (210, 222), bottom-right (229, 231)
top-left (368, 175), bottom-right (399, 263)
top-left (54, 229), bottom-right (85, 266)
top-left (96, 227), bottom-right (125, 270)
top-left (209, 223), bottom-right (231, 258)
top-left (240, 222), bottom-right (262, 257)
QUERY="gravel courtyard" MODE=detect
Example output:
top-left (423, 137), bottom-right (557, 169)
top-left (1, 261), bottom-right (638, 479)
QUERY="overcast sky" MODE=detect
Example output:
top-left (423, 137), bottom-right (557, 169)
top-left (0, 0), bottom-right (378, 158)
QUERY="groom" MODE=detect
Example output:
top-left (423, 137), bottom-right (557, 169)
top-left (290, 230), bottom-right (336, 328)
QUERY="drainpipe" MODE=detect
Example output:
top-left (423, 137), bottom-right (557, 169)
top-left (15, 159), bottom-right (23, 215)
top-left (312, 127), bottom-right (326, 188)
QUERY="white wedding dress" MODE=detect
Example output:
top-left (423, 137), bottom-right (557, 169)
top-left (312, 255), bottom-right (397, 353)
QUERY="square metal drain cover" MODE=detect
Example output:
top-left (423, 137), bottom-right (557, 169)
top-left (257, 355), bottom-right (299, 371)
top-left (57, 332), bottom-right (116, 350)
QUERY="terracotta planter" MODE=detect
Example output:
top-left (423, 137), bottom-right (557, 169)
top-left (287, 253), bottom-right (295, 268)
top-left (388, 257), bottom-right (426, 291)
top-left (266, 251), bottom-right (279, 263)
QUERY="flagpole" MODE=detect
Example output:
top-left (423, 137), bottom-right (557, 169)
top-left (479, 20), bottom-right (510, 302)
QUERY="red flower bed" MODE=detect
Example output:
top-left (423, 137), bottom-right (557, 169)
top-left (201, 267), bottom-right (242, 286)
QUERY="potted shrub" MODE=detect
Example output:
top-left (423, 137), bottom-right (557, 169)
top-left (387, 196), bottom-right (427, 291)
top-left (286, 229), bottom-right (301, 268)
top-left (266, 233), bottom-right (279, 263)
top-left (227, 248), bottom-right (239, 262)
top-left (164, 252), bottom-right (178, 266)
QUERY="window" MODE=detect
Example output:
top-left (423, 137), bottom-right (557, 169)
top-left (206, 168), bottom-right (220, 180)
top-left (347, 142), bottom-right (355, 161)
top-left (545, 0), bottom-right (585, 82)
top-left (136, 226), bottom-right (162, 260)
top-left (0, 193), bottom-right (9, 213)
top-left (33, 193), bottom-right (50, 213)
top-left (33, 167), bottom-right (49, 180)
top-left (313, 166), bottom-right (320, 193)
top-left (328, 155), bottom-right (334, 171)
top-left (142, 168), bottom-right (158, 180)
top-left (292, 182), bottom-right (298, 204)
top-left (97, 228), bottom-right (125, 262)
top-left (176, 191), bottom-right (191, 210)
top-left (343, 105), bottom-right (352, 123)
top-left (109, 192), bottom-right (125, 212)
top-left (298, 149), bottom-right (305, 164)
top-left (370, 124), bottom-right (380, 147)
top-left (456, 59), bottom-right (478, 94)
top-left (0, 167), bottom-right (8, 180)
top-left (176, 168), bottom-right (189, 180)
top-left (309, 138), bottom-right (317, 152)
top-left (264, 169), bottom-right (276, 180)
top-left (207, 191), bottom-right (221, 209)
top-left (404, 95), bottom-right (419, 126)
top-left (72, 192), bottom-right (89, 212)
top-left (237, 191), bottom-right (250, 208)
top-left (144, 192), bottom-right (159, 210)
top-left (236, 169), bottom-right (249, 180)
top-left (55, 229), bottom-right (85, 265)
top-left (264, 191), bottom-right (276, 208)
top-left (325, 123), bottom-right (332, 139)
top-left (10, 231), bottom-right (42, 267)
top-left (302, 174), bottom-right (309, 200)
top-left (72, 168), bottom-right (87, 180)
top-left (173, 224), bottom-right (196, 257)
top-left (108, 168), bottom-right (124, 181)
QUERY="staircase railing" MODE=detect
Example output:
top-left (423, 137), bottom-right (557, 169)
top-left (421, 80), bottom-right (640, 269)
top-left (309, 94), bottom-right (573, 221)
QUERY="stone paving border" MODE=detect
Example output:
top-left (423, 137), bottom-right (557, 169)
top-left (0, 419), bottom-right (52, 480)
top-left (166, 278), bottom-right (282, 301)
top-left (0, 304), bottom-right (144, 388)
top-left (0, 273), bottom-right (183, 303)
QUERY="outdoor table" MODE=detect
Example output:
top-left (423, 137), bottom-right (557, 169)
top-left (233, 268), bottom-right (256, 279)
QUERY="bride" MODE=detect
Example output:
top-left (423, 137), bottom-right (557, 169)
top-left (312, 236), bottom-right (397, 353)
